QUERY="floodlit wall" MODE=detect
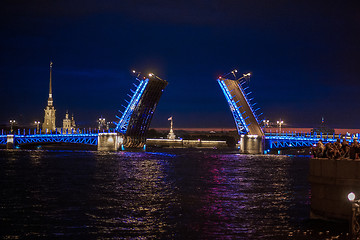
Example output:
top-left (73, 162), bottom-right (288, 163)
top-left (309, 158), bottom-right (360, 220)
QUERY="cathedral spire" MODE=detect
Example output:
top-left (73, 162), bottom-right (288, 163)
top-left (48, 61), bottom-right (53, 106)
top-left (49, 61), bottom-right (52, 95)
top-left (43, 61), bottom-right (56, 133)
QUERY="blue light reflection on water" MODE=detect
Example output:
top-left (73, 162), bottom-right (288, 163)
top-left (0, 149), bottom-right (311, 239)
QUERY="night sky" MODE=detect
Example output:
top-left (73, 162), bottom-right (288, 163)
top-left (1, 1), bottom-right (360, 129)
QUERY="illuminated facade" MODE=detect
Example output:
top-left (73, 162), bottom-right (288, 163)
top-left (42, 61), bottom-right (56, 133)
top-left (62, 112), bottom-right (76, 133)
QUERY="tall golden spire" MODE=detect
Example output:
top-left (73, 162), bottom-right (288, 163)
top-left (49, 61), bottom-right (53, 96)
top-left (48, 61), bottom-right (53, 106)
top-left (43, 60), bottom-right (56, 133)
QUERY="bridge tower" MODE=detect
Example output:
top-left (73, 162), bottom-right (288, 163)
top-left (42, 61), bottom-right (56, 133)
top-left (217, 70), bottom-right (264, 154)
top-left (114, 72), bottom-right (168, 149)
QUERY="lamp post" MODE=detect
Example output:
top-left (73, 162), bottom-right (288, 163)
top-left (277, 119), bottom-right (284, 133)
top-left (34, 121), bottom-right (40, 134)
top-left (9, 120), bottom-right (15, 134)
top-left (263, 119), bottom-right (269, 128)
top-left (98, 117), bottom-right (105, 131)
top-left (348, 192), bottom-right (360, 238)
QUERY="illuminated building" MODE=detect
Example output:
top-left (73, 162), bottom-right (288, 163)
top-left (62, 111), bottom-right (76, 133)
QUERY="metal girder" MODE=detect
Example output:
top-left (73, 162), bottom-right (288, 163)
top-left (265, 134), bottom-right (338, 149)
top-left (13, 134), bottom-right (98, 145)
top-left (0, 136), bottom-right (6, 144)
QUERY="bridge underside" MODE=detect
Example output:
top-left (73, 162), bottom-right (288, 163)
top-left (115, 75), bottom-right (168, 148)
top-left (218, 74), bottom-right (264, 154)
top-left (218, 78), bottom-right (264, 137)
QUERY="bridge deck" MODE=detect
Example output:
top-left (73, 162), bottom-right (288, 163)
top-left (225, 79), bottom-right (263, 136)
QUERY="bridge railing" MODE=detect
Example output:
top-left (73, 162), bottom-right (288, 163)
top-left (265, 131), bottom-right (359, 141)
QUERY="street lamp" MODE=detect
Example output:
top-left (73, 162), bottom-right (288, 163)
top-left (348, 192), bottom-right (360, 238)
top-left (263, 119), bottom-right (270, 128)
top-left (9, 120), bottom-right (15, 134)
top-left (34, 121), bottom-right (40, 134)
top-left (277, 119), bottom-right (284, 133)
top-left (98, 117), bottom-right (105, 130)
top-left (237, 72), bottom-right (251, 81)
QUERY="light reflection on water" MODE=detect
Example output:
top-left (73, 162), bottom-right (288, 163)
top-left (0, 149), bottom-right (311, 239)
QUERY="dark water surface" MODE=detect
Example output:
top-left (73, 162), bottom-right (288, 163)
top-left (0, 149), bottom-right (318, 239)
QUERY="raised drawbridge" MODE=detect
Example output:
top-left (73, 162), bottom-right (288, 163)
top-left (114, 72), bottom-right (168, 148)
top-left (217, 70), bottom-right (264, 153)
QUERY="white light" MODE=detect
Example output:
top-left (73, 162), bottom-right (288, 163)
top-left (132, 70), bottom-right (136, 73)
top-left (348, 192), bottom-right (356, 201)
top-left (149, 73), bottom-right (153, 77)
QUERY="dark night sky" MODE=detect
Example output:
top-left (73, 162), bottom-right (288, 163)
top-left (1, 1), bottom-right (360, 129)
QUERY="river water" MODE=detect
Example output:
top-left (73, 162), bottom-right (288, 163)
top-left (0, 149), bottom-right (347, 239)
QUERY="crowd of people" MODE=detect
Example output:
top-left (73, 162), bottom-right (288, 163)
top-left (312, 139), bottom-right (360, 159)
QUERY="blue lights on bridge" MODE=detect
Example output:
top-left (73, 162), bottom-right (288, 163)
top-left (218, 79), bottom-right (249, 135)
top-left (264, 132), bottom-right (356, 150)
top-left (0, 135), bottom-right (6, 145)
top-left (1, 131), bottom-right (358, 152)
top-left (115, 78), bottom-right (149, 133)
top-left (16, 133), bottom-right (98, 145)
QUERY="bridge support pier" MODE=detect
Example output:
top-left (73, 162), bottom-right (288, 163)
top-left (238, 135), bottom-right (264, 154)
top-left (6, 135), bottom-right (15, 149)
top-left (97, 133), bottom-right (123, 151)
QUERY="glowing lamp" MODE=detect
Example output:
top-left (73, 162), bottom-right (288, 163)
top-left (348, 192), bottom-right (356, 201)
top-left (149, 73), bottom-right (153, 77)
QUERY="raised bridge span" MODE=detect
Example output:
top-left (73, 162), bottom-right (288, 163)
top-left (1, 70), bottom-right (357, 152)
top-left (216, 70), bottom-right (359, 153)
top-left (1, 72), bottom-right (168, 151)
